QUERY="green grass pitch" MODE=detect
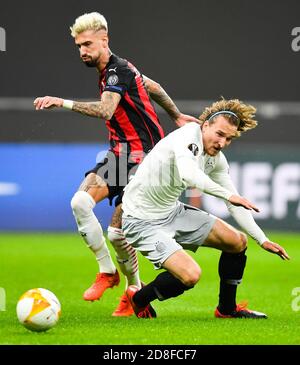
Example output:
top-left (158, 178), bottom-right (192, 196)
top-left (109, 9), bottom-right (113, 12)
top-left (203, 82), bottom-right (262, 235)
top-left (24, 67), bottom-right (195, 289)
top-left (0, 232), bottom-right (299, 345)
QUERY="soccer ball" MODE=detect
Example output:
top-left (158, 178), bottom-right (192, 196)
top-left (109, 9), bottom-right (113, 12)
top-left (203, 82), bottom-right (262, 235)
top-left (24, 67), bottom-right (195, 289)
top-left (16, 288), bottom-right (61, 332)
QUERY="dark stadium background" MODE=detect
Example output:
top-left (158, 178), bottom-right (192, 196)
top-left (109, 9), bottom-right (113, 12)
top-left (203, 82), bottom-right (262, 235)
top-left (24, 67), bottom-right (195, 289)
top-left (0, 0), bottom-right (299, 231)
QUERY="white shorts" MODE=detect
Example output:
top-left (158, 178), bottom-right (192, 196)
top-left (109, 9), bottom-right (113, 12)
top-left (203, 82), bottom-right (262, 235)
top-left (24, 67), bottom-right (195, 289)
top-left (122, 203), bottom-right (216, 269)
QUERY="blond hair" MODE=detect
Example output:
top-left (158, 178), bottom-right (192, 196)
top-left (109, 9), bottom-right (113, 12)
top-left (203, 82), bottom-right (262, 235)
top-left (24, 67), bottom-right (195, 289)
top-left (199, 98), bottom-right (258, 137)
top-left (70, 12), bottom-right (108, 38)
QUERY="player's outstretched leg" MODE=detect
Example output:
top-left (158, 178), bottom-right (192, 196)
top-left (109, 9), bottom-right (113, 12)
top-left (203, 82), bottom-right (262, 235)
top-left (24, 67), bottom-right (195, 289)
top-left (71, 191), bottom-right (119, 301)
top-left (107, 226), bottom-right (141, 317)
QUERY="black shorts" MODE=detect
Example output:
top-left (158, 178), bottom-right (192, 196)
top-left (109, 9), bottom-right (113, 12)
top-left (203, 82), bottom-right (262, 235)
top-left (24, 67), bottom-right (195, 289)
top-left (85, 153), bottom-right (139, 207)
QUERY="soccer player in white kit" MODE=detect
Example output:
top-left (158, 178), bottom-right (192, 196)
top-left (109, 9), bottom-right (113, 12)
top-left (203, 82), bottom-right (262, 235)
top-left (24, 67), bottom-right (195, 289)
top-left (122, 98), bottom-right (290, 319)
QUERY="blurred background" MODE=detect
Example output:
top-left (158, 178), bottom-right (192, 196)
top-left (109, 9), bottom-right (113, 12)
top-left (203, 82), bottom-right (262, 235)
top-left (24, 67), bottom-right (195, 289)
top-left (0, 0), bottom-right (299, 232)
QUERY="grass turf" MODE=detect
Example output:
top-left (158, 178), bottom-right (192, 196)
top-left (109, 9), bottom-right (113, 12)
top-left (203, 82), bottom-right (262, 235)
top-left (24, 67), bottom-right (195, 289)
top-left (0, 232), bottom-right (299, 345)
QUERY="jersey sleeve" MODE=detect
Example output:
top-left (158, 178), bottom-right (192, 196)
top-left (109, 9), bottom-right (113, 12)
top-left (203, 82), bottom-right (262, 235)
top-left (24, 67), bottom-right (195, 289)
top-left (103, 64), bottom-right (134, 97)
top-left (173, 124), bottom-right (233, 200)
top-left (209, 153), bottom-right (269, 245)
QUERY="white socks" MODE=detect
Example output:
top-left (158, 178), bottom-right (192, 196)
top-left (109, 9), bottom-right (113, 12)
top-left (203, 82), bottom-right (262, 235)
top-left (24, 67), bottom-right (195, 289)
top-left (71, 191), bottom-right (116, 274)
top-left (107, 226), bottom-right (141, 289)
top-left (71, 191), bottom-right (141, 290)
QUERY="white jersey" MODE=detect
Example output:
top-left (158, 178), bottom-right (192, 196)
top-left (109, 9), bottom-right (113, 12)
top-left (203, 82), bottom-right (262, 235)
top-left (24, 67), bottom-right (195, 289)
top-left (122, 122), bottom-right (268, 245)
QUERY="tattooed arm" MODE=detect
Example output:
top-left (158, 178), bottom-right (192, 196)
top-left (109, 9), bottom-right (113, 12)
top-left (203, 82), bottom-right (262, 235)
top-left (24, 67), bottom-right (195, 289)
top-left (143, 75), bottom-right (199, 127)
top-left (33, 91), bottom-right (121, 120)
top-left (72, 92), bottom-right (121, 119)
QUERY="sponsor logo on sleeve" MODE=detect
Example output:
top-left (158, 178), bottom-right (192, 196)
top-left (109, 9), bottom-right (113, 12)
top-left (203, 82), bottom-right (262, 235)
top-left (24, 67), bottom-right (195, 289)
top-left (188, 143), bottom-right (199, 156)
top-left (107, 74), bottom-right (119, 86)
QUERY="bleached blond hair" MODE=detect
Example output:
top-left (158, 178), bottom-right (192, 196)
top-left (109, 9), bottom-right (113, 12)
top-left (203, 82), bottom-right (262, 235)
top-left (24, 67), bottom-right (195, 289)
top-left (199, 97), bottom-right (258, 137)
top-left (70, 12), bottom-right (108, 38)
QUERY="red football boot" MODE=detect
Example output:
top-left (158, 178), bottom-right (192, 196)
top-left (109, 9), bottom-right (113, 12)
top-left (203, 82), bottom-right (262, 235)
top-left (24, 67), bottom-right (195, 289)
top-left (215, 301), bottom-right (267, 319)
top-left (126, 285), bottom-right (157, 319)
top-left (112, 293), bottom-right (135, 317)
top-left (83, 271), bottom-right (120, 301)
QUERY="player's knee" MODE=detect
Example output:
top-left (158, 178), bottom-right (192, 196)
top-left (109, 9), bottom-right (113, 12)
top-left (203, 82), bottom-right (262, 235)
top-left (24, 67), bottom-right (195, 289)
top-left (232, 232), bottom-right (248, 253)
top-left (236, 232), bottom-right (247, 252)
top-left (181, 266), bottom-right (201, 287)
top-left (240, 232), bottom-right (248, 249)
top-left (70, 191), bottom-right (95, 216)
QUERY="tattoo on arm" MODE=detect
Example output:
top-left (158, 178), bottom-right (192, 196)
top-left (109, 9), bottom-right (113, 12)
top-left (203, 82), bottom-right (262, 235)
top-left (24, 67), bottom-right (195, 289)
top-left (144, 76), bottom-right (180, 120)
top-left (72, 92), bottom-right (121, 120)
top-left (72, 101), bottom-right (105, 118)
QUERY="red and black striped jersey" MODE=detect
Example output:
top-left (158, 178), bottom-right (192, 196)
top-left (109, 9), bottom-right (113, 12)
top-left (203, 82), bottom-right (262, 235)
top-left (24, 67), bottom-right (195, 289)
top-left (98, 54), bottom-right (165, 163)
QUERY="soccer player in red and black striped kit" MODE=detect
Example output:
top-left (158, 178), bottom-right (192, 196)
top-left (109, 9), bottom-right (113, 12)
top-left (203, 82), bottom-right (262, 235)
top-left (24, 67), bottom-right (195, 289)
top-left (34, 12), bottom-right (198, 317)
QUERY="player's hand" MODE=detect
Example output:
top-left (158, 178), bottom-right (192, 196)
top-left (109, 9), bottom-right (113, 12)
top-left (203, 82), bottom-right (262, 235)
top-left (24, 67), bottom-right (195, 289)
top-left (261, 241), bottom-right (290, 260)
top-left (228, 194), bottom-right (260, 212)
top-left (33, 96), bottom-right (64, 110)
top-left (175, 113), bottom-right (199, 127)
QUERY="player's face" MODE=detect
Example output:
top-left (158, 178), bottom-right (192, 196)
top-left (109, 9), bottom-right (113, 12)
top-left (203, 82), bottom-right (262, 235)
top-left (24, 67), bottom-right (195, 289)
top-left (202, 116), bottom-right (237, 156)
top-left (75, 30), bottom-right (109, 67)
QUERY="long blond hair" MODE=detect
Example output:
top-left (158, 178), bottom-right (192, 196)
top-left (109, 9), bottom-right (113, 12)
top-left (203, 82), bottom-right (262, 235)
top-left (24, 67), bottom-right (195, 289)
top-left (199, 98), bottom-right (258, 137)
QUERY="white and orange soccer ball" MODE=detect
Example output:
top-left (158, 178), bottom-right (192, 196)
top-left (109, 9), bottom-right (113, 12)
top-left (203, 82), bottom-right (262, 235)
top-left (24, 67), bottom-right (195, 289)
top-left (16, 288), bottom-right (61, 332)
